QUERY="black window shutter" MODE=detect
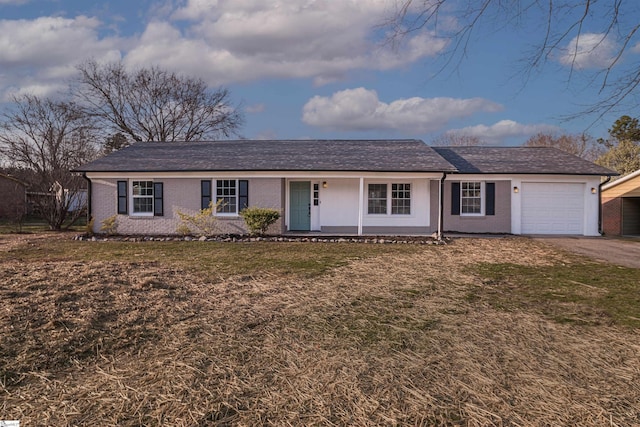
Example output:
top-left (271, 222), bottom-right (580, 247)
top-left (486, 182), bottom-right (495, 216)
top-left (201, 180), bottom-right (212, 210)
top-left (239, 180), bottom-right (249, 211)
top-left (117, 180), bottom-right (127, 214)
top-left (451, 182), bottom-right (460, 215)
top-left (153, 182), bottom-right (164, 216)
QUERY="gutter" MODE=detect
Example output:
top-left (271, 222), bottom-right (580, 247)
top-left (438, 172), bottom-right (447, 240)
top-left (598, 175), bottom-right (612, 235)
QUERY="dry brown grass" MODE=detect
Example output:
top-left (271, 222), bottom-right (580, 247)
top-left (1, 235), bottom-right (639, 426)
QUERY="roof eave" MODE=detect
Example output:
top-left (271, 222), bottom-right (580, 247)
top-left (601, 168), bottom-right (640, 190)
top-left (80, 168), bottom-right (458, 174)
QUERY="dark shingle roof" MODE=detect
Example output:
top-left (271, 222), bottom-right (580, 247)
top-left (76, 139), bottom-right (458, 173)
top-left (432, 146), bottom-right (617, 176)
top-left (77, 140), bottom-right (617, 176)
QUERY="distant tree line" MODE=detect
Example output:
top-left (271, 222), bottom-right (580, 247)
top-left (522, 115), bottom-right (640, 177)
top-left (0, 60), bottom-right (243, 230)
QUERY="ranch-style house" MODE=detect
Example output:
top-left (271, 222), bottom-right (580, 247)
top-left (76, 139), bottom-right (616, 237)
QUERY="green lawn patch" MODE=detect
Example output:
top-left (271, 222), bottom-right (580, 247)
top-left (470, 261), bottom-right (640, 328)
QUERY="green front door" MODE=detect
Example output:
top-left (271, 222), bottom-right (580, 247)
top-left (290, 181), bottom-right (311, 231)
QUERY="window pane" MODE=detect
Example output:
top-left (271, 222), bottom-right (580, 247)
top-left (133, 195), bottom-right (153, 213)
top-left (216, 179), bottom-right (238, 213)
top-left (391, 183), bottom-right (410, 215)
top-left (132, 181), bottom-right (154, 213)
top-left (368, 199), bottom-right (386, 214)
top-left (461, 182), bottom-right (482, 214)
top-left (368, 184), bottom-right (387, 214)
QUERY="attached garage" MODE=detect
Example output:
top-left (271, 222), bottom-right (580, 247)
top-left (434, 146), bottom-right (617, 236)
top-left (521, 182), bottom-right (584, 234)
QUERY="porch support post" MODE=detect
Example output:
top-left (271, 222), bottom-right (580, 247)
top-left (358, 177), bottom-right (364, 235)
top-left (438, 173), bottom-right (446, 240)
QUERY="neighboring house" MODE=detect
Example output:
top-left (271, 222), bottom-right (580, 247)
top-left (75, 140), bottom-right (616, 237)
top-left (601, 169), bottom-right (640, 236)
top-left (0, 173), bottom-right (27, 221)
top-left (27, 186), bottom-right (87, 214)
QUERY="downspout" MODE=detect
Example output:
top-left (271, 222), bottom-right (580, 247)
top-left (82, 173), bottom-right (92, 231)
top-left (598, 175), bottom-right (611, 235)
top-left (438, 172), bottom-right (447, 240)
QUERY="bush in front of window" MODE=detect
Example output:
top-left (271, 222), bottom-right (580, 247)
top-left (239, 207), bottom-right (281, 236)
top-left (176, 200), bottom-right (223, 237)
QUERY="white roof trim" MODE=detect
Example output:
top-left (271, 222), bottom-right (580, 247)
top-left (601, 168), bottom-right (640, 190)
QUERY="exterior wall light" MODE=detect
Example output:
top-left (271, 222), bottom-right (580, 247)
top-left (322, 181), bottom-right (328, 188)
top-left (591, 187), bottom-right (597, 194)
top-left (513, 186), bottom-right (519, 193)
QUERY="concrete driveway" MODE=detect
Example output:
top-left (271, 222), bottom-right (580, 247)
top-left (535, 236), bottom-right (640, 268)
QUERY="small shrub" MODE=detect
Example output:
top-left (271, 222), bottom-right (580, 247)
top-left (176, 201), bottom-right (223, 237)
top-left (176, 224), bottom-right (191, 236)
top-left (99, 215), bottom-right (118, 235)
top-left (240, 207), bottom-right (280, 236)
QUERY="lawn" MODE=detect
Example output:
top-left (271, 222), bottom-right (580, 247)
top-left (1, 234), bottom-right (639, 426)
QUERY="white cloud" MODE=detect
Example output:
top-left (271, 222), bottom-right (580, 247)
top-left (302, 87), bottom-right (502, 133)
top-left (0, 1), bottom-right (447, 99)
top-left (125, 0), bottom-right (447, 86)
top-left (450, 120), bottom-right (560, 144)
top-left (0, 16), bottom-right (122, 98)
top-left (558, 33), bottom-right (617, 69)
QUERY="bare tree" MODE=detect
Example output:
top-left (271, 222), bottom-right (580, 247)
top-left (523, 132), bottom-right (602, 161)
top-left (431, 132), bottom-right (485, 146)
top-left (386, 1), bottom-right (640, 118)
top-left (75, 60), bottom-right (244, 144)
top-left (0, 95), bottom-right (99, 230)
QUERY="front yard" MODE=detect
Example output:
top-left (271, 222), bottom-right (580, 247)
top-left (1, 234), bottom-right (638, 426)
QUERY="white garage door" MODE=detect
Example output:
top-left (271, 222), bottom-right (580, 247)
top-left (521, 182), bottom-right (584, 234)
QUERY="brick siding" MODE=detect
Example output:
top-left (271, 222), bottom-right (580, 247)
top-left (601, 197), bottom-right (622, 236)
top-left (90, 177), bottom-right (283, 235)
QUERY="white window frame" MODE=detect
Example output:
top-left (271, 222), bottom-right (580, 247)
top-left (391, 183), bottom-right (411, 215)
top-left (130, 180), bottom-right (154, 216)
top-left (367, 183), bottom-right (388, 215)
top-left (460, 181), bottom-right (484, 216)
top-left (215, 179), bottom-right (238, 216)
top-left (367, 182), bottom-right (412, 216)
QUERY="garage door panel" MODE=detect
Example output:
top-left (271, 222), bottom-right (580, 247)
top-left (522, 183), bottom-right (584, 234)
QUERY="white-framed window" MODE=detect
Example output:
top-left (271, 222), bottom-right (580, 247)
top-left (391, 183), bottom-right (411, 215)
top-left (461, 181), bottom-right (482, 215)
top-left (367, 183), bottom-right (411, 215)
top-left (368, 184), bottom-right (387, 214)
top-left (214, 179), bottom-right (249, 215)
top-left (216, 179), bottom-right (237, 214)
top-left (132, 180), bottom-right (154, 214)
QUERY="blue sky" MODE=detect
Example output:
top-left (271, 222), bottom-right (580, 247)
top-left (1, 0), bottom-right (638, 145)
